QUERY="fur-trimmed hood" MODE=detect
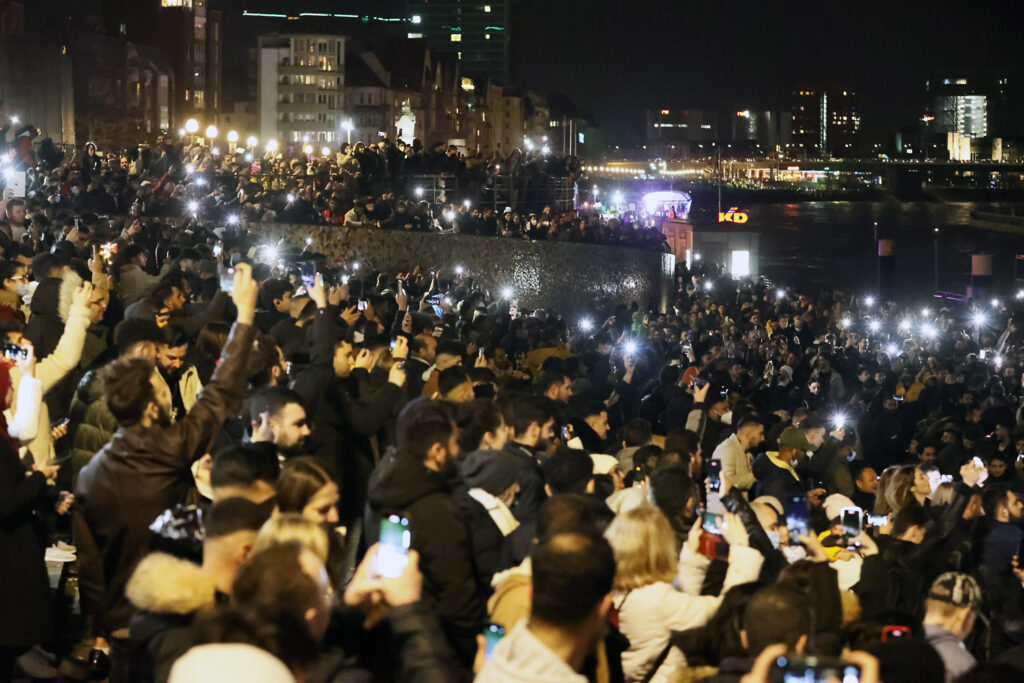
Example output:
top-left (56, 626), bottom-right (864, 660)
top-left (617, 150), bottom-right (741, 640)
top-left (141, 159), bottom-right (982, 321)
top-left (125, 552), bottom-right (217, 615)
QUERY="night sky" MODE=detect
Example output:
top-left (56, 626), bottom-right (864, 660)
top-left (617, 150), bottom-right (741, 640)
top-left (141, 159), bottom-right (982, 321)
top-left (221, 0), bottom-right (1024, 145)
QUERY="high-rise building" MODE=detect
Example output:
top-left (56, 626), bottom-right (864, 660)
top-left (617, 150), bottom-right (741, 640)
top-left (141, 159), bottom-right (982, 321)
top-left (257, 34), bottom-right (346, 148)
top-left (788, 86), bottom-right (860, 158)
top-left (645, 108), bottom-right (717, 158)
top-left (157, 0), bottom-right (221, 128)
top-left (406, 0), bottom-right (509, 84)
top-left (927, 77), bottom-right (988, 139)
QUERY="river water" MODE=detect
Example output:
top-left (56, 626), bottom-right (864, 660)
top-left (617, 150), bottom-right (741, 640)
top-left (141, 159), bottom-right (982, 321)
top-left (689, 201), bottom-right (1024, 301)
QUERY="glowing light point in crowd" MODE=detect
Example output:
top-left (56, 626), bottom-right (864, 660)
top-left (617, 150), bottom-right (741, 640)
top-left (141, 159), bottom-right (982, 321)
top-left (623, 341), bottom-right (638, 356)
top-left (185, 119), bottom-right (199, 133)
top-left (864, 295), bottom-right (875, 306)
top-left (187, 201), bottom-right (199, 214)
top-left (247, 136), bottom-right (258, 147)
top-left (921, 323), bottom-right (938, 339)
top-left (868, 319), bottom-right (881, 333)
top-left (921, 307), bottom-right (930, 316)
top-left (414, 187), bottom-right (424, 198)
top-left (351, 262), bottom-right (360, 271)
top-left (321, 147), bottom-right (331, 156)
top-left (266, 140), bottom-right (278, 152)
top-left (341, 275), bottom-right (350, 284)
top-left (971, 312), bottom-right (987, 328)
top-left (995, 355), bottom-right (1004, 367)
top-left (830, 412), bottom-right (848, 429)
top-left (444, 210), bottom-right (454, 221)
top-left (991, 298), bottom-right (1000, 308)
top-left (245, 153), bottom-right (253, 161)
top-left (305, 236), bottom-right (313, 245)
top-left (205, 125), bottom-right (218, 139)
top-left (226, 215), bottom-right (240, 225)
top-left (704, 280), bottom-right (714, 291)
top-left (193, 178), bottom-right (206, 187)
top-left (579, 318), bottom-right (594, 332)
top-left (500, 287), bottom-right (513, 300)
top-left (454, 265), bottom-right (464, 276)
top-left (541, 145), bottom-right (550, 155)
top-left (10, 115), bottom-right (19, 124)
top-left (886, 343), bottom-right (899, 355)
top-left (227, 131), bottom-right (239, 143)
top-left (185, 164), bottom-right (195, 174)
top-left (693, 253), bottom-right (702, 261)
top-left (303, 144), bottom-right (313, 155)
top-left (177, 128), bottom-right (186, 137)
top-left (463, 199), bottom-right (471, 208)
top-left (211, 147), bottom-right (219, 156)
top-left (612, 192), bottom-right (624, 206)
top-left (898, 319), bottom-right (912, 332)
top-left (776, 289), bottom-right (786, 300)
top-left (286, 193), bottom-right (295, 203)
top-left (839, 317), bottom-right (851, 329)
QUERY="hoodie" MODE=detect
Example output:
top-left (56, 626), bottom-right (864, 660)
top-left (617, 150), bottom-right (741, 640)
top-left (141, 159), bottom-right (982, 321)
top-left (365, 449), bottom-right (484, 666)
top-left (476, 621), bottom-right (587, 683)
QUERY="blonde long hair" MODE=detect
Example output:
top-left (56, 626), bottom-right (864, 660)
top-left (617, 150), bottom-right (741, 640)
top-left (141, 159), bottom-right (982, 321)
top-left (253, 513), bottom-right (329, 562)
top-left (605, 505), bottom-right (677, 592)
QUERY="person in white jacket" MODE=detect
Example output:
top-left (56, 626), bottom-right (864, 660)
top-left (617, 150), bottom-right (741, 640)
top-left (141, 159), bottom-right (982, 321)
top-left (605, 505), bottom-right (764, 683)
top-left (711, 417), bottom-right (765, 496)
top-left (7, 281), bottom-right (94, 465)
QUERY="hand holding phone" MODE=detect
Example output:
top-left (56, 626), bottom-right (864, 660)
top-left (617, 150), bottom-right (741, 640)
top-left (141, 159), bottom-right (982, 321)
top-left (707, 460), bottom-right (722, 493)
top-left (484, 623), bottom-right (505, 660)
top-left (377, 515), bottom-right (410, 579)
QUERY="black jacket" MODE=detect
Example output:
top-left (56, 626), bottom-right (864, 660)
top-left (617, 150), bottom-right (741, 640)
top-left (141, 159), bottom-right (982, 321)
top-left (751, 453), bottom-right (806, 504)
top-left (75, 322), bottom-right (255, 634)
top-left (0, 439), bottom-right (54, 647)
top-left (365, 450), bottom-right (484, 667)
top-left (503, 441), bottom-right (547, 524)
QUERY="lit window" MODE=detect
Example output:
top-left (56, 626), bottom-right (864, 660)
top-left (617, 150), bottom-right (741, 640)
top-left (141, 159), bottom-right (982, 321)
top-left (451, 33), bottom-right (462, 42)
top-left (485, 33), bottom-right (491, 39)
top-left (411, 14), bottom-right (421, 23)
top-left (484, 4), bottom-right (492, 11)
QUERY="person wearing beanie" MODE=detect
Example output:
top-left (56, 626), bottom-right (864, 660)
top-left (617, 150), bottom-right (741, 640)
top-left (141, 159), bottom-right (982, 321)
top-left (457, 449), bottom-right (531, 591)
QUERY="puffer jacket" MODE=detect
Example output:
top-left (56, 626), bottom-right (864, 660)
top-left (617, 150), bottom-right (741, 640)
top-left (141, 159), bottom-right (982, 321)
top-left (74, 322), bottom-right (255, 634)
top-left (8, 297), bottom-right (92, 465)
top-left (69, 368), bottom-right (118, 482)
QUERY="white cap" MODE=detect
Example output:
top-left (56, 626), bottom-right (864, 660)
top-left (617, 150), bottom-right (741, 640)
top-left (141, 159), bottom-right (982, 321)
top-left (169, 644), bottom-right (295, 683)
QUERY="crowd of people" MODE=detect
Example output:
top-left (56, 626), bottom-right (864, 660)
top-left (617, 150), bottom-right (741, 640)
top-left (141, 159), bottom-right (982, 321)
top-left (6, 135), bottom-right (1024, 683)
top-left (1, 131), bottom-right (667, 251)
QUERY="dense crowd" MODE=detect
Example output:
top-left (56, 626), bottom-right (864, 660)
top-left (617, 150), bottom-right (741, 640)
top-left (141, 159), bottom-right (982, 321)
top-left (6, 134), bottom-right (1024, 683)
top-left (1, 130), bottom-right (667, 251)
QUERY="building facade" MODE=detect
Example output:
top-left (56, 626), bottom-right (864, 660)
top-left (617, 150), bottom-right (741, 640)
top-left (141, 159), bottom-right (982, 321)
top-left (406, 0), bottom-right (510, 84)
top-left (257, 34), bottom-right (346, 149)
top-left (645, 108), bottom-right (717, 159)
top-left (158, 0), bottom-right (221, 129)
top-left (0, 36), bottom-right (75, 144)
top-left (789, 86), bottom-right (861, 158)
top-left (927, 77), bottom-right (989, 139)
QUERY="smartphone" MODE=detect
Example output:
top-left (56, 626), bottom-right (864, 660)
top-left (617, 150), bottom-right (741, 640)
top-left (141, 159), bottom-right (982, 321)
top-left (219, 267), bottom-right (235, 294)
top-left (426, 293), bottom-right (442, 305)
top-left (701, 511), bottom-right (723, 535)
top-left (973, 456), bottom-right (984, 469)
top-left (212, 243), bottom-right (223, 257)
top-left (840, 506), bottom-right (863, 546)
top-left (881, 625), bottom-right (911, 642)
top-left (2, 342), bottom-right (27, 361)
top-left (299, 260), bottom-right (316, 288)
top-left (377, 515), bottom-right (410, 579)
top-left (358, 299), bottom-right (368, 311)
top-left (785, 496), bottom-right (809, 540)
top-left (484, 623), bottom-right (505, 660)
top-left (693, 377), bottom-right (709, 390)
top-left (769, 655), bottom-right (860, 683)
top-left (389, 338), bottom-right (398, 351)
top-left (866, 514), bottom-right (888, 527)
top-left (939, 474), bottom-right (953, 484)
top-left (707, 460), bottom-right (722, 493)
top-left (99, 242), bottom-right (118, 262)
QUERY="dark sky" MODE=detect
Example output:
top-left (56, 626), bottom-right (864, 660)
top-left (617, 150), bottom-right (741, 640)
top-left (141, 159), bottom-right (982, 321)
top-left (220, 0), bottom-right (1024, 144)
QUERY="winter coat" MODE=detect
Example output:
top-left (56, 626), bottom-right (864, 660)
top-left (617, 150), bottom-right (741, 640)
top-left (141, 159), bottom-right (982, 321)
top-left (125, 552), bottom-right (219, 683)
top-left (118, 264), bottom-right (161, 307)
top-left (69, 368), bottom-right (118, 481)
top-left (925, 624), bottom-right (976, 683)
top-left (504, 441), bottom-right (547, 525)
top-left (712, 434), bottom-right (755, 493)
top-left (74, 322), bottom-right (255, 634)
top-left (751, 452), bottom-right (806, 504)
top-left (8, 299), bottom-right (92, 466)
top-left (365, 450), bottom-right (485, 667)
top-left (615, 545), bottom-right (764, 683)
top-left (0, 376), bottom-right (50, 647)
top-left (456, 487), bottom-right (529, 593)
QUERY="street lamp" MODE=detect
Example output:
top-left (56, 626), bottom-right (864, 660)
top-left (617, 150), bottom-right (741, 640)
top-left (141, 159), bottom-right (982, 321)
top-left (343, 120), bottom-right (354, 145)
top-left (321, 146), bottom-right (331, 156)
top-left (205, 125), bottom-right (218, 140)
top-left (185, 119), bottom-right (199, 134)
top-left (227, 130), bottom-right (239, 144)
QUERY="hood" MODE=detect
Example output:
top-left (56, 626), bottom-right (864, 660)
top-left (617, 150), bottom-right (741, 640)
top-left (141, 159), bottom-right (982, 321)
top-left (57, 269), bottom-right (85, 323)
top-left (752, 452), bottom-right (783, 479)
top-left (368, 449), bottom-right (448, 512)
top-left (28, 277), bottom-right (62, 315)
top-left (478, 621), bottom-right (587, 683)
top-left (126, 552), bottom-right (217, 615)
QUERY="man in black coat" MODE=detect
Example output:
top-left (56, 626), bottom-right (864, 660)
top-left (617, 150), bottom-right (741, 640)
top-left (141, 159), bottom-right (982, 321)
top-left (364, 399), bottom-right (485, 668)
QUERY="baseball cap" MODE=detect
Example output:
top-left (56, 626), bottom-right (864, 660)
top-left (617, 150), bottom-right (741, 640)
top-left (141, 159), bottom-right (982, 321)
top-left (779, 426), bottom-right (811, 452)
top-left (927, 572), bottom-right (982, 610)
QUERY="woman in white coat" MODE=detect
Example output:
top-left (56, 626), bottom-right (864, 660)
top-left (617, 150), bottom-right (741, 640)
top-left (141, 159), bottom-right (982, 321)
top-left (605, 505), bottom-right (764, 682)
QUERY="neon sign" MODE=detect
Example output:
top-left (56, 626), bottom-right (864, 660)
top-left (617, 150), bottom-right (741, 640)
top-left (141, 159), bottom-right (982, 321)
top-left (718, 207), bottom-right (748, 224)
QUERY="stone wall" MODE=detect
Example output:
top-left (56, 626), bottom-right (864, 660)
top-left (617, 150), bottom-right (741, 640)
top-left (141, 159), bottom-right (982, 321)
top-left (247, 224), bottom-right (675, 313)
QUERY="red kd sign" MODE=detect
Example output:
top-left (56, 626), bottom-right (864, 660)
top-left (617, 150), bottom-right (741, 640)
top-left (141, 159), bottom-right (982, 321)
top-left (718, 207), bottom-right (748, 224)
